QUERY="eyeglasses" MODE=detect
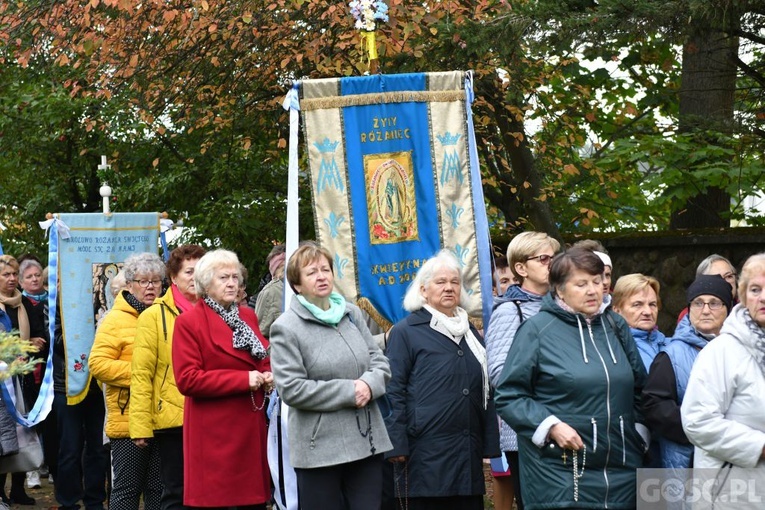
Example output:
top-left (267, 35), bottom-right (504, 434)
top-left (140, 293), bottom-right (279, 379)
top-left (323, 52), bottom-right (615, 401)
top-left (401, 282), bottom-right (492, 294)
top-left (526, 254), bottom-right (553, 265)
top-left (690, 299), bottom-right (724, 311)
top-left (132, 279), bottom-right (162, 288)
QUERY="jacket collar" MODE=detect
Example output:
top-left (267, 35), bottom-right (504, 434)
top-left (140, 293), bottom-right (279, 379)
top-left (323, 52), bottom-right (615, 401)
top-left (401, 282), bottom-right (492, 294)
top-left (405, 307), bottom-right (433, 326)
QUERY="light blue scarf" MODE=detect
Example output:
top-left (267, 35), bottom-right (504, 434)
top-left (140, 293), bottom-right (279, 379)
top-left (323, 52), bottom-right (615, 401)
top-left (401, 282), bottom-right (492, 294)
top-left (297, 291), bottom-right (346, 325)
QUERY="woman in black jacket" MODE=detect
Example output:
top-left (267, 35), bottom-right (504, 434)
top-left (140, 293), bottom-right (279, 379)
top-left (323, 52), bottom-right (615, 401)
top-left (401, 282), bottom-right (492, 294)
top-left (385, 250), bottom-right (500, 510)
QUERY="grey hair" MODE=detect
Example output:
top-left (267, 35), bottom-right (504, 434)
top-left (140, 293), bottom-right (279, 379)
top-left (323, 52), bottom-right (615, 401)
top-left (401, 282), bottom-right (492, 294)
top-left (696, 254), bottom-right (734, 277)
top-left (122, 252), bottom-right (166, 282)
top-left (19, 258), bottom-right (43, 277)
top-left (194, 249), bottom-right (241, 297)
top-left (402, 249), bottom-right (468, 312)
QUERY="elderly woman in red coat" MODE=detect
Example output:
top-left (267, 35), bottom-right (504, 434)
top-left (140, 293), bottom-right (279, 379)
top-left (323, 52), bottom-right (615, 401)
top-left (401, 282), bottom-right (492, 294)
top-left (173, 249), bottom-right (273, 509)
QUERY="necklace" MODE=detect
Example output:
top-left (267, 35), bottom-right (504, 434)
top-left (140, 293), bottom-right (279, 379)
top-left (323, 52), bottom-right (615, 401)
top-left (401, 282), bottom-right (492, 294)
top-left (250, 389), bottom-right (266, 412)
top-left (395, 461), bottom-right (409, 510)
top-left (355, 406), bottom-right (376, 455)
top-left (573, 445), bottom-right (586, 502)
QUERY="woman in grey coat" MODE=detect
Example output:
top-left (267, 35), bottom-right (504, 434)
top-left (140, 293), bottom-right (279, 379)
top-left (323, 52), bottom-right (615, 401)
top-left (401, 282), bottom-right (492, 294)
top-left (269, 242), bottom-right (392, 510)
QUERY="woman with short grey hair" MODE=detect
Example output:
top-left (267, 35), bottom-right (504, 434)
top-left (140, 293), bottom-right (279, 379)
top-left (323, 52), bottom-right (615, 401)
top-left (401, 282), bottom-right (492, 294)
top-left (385, 250), bottom-right (500, 510)
top-left (90, 252), bottom-right (166, 510)
top-left (173, 249), bottom-right (272, 509)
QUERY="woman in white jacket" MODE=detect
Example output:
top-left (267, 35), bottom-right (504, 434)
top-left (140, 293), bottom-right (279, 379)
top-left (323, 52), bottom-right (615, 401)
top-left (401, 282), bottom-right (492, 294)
top-left (681, 252), bottom-right (765, 509)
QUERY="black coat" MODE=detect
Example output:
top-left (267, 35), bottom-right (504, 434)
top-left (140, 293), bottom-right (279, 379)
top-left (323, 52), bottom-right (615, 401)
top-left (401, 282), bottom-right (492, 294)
top-left (384, 308), bottom-right (500, 497)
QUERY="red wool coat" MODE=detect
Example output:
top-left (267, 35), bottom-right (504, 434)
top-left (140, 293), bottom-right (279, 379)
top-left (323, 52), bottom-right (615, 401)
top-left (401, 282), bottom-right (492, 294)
top-left (172, 300), bottom-right (271, 507)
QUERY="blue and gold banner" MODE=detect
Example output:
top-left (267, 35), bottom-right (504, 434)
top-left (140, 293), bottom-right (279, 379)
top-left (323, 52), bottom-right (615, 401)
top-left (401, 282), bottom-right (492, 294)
top-left (297, 71), bottom-right (493, 327)
top-left (53, 213), bottom-right (159, 403)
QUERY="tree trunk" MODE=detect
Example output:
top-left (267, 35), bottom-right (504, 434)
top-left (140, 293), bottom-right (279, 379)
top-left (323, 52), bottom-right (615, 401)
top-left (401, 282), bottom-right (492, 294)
top-left (670, 12), bottom-right (739, 229)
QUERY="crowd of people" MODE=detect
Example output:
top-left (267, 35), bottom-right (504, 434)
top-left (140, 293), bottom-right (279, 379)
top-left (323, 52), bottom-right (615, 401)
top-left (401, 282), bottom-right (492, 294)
top-left (0, 236), bottom-right (764, 510)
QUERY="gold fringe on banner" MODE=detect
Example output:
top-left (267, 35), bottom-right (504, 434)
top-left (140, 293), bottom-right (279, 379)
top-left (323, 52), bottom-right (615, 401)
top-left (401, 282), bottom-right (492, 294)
top-left (302, 90), bottom-right (466, 112)
top-left (356, 297), bottom-right (394, 332)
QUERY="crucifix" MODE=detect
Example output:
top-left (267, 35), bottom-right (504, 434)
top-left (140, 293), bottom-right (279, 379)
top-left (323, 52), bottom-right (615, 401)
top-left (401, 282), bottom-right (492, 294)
top-left (561, 450), bottom-right (568, 465)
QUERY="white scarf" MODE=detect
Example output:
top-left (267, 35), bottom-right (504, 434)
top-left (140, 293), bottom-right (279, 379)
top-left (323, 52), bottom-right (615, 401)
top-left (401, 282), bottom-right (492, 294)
top-left (423, 304), bottom-right (489, 409)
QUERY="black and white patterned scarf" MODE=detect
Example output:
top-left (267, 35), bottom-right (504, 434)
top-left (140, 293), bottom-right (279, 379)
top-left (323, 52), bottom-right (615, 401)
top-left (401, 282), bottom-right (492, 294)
top-left (739, 306), bottom-right (765, 379)
top-left (124, 291), bottom-right (149, 315)
top-left (204, 296), bottom-right (267, 360)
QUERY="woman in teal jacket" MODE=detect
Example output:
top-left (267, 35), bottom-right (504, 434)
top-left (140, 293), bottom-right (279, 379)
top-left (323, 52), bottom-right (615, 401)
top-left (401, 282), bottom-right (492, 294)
top-left (495, 248), bottom-right (649, 510)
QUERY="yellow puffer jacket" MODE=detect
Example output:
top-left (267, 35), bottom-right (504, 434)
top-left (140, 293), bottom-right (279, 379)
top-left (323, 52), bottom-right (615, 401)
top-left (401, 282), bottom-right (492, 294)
top-left (129, 290), bottom-right (185, 438)
top-left (90, 291), bottom-right (139, 439)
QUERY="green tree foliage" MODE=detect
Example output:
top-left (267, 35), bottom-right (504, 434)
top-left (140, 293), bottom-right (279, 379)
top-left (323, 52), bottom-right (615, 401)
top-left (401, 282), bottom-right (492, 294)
top-left (1, 0), bottom-right (763, 264)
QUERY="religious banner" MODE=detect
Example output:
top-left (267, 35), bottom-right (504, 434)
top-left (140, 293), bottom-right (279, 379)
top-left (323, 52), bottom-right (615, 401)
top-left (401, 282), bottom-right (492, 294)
top-left (52, 213), bottom-right (159, 403)
top-left (289, 71), bottom-right (493, 327)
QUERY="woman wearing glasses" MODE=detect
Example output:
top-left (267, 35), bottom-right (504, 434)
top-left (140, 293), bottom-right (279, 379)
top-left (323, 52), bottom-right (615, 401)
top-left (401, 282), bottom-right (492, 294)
top-left (642, 274), bottom-right (732, 469)
top-left (681, 253), bottom-right (765, 508)
top-left (484, 231), bottom-right (560, 510)
top-left (90, 252), bottom-right (166, 510)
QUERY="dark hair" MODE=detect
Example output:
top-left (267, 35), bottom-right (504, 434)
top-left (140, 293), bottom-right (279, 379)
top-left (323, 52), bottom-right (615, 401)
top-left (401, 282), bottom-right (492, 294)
top-left (549, 247), bottom-right (605, 294)
top-left (166, 245), bottom-right (206, 278)
top-left (494, 255), bottom-right (509, 271)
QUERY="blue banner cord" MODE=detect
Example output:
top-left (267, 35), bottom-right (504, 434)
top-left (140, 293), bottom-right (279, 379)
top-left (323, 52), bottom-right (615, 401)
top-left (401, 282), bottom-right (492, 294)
top-left (464, 73), bottom-right (495, 329)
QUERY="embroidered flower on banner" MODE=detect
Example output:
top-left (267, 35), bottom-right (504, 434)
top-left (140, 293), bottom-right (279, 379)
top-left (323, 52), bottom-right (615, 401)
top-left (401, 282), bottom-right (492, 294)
top-left (349, 0), bottom-right (389, 31)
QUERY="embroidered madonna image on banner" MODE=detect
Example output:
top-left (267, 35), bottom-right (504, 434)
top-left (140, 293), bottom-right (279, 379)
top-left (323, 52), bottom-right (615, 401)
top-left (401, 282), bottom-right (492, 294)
top-left (365, 151), bottom-right (418, 245)
top-left (296, 71), bottom-right (493, 328)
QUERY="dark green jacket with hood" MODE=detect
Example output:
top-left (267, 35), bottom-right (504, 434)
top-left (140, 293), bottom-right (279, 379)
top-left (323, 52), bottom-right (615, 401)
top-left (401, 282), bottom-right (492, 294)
top-left (495, 293), bottom-right (648, 509)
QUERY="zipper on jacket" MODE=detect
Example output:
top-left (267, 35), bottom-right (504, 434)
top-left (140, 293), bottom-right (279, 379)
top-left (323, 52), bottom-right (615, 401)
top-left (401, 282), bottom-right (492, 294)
top-left (586, 320), bottom-right (612, 508)
top-left (160, 366), bottom-right (169, 390)
top-left (310, 413), bottom-right (323, 450)
top-left (591, 418), bottom-right (598, 453)
top-left (619, 415), bottom-right (626, 465)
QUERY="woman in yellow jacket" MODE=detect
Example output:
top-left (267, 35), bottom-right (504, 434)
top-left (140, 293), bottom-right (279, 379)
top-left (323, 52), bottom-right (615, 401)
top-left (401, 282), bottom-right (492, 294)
top-left (130, 245), bottom-right (205, 510)
top-left (90, 252), bottom-right (166, 510)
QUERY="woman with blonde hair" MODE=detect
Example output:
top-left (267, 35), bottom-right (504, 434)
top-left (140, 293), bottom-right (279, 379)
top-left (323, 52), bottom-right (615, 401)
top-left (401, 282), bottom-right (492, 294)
top-left (612, 274), bottom-right (668, 372)
top-left (270, 242), bottom-right (391, 510)
top-left (485, 231), bottom-right (560, 510)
